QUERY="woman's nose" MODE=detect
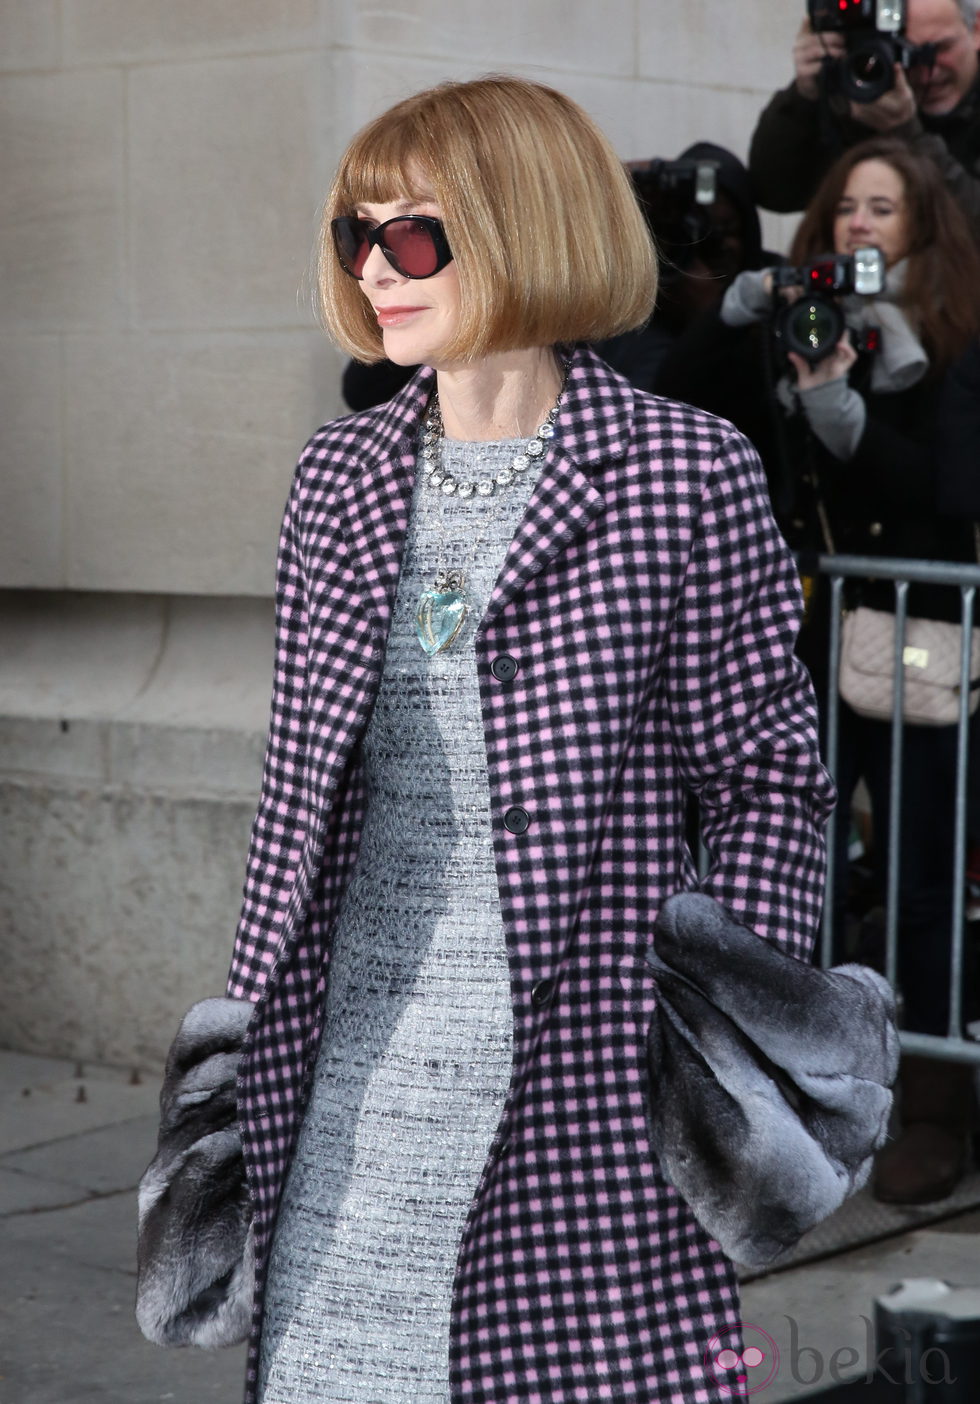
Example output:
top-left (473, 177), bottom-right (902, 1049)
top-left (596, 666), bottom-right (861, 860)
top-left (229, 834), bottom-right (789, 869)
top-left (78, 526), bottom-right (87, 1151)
top-left (361, 242), bottom-right (403, 286)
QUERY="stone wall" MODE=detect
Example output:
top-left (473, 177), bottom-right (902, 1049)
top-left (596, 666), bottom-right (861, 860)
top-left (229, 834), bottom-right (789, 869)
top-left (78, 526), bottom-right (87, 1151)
top-left (0, 1), bottom-right (802, 1065)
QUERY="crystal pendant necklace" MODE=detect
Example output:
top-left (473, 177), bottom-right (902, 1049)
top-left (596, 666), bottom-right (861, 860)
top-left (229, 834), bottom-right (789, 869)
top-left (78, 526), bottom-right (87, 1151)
top-left (414, 385), bottom-right (563, 657)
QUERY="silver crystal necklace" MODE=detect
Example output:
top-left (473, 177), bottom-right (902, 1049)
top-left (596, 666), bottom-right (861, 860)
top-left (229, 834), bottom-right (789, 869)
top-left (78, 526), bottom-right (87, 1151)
top-left (414, 384), bottom-right (564, 657)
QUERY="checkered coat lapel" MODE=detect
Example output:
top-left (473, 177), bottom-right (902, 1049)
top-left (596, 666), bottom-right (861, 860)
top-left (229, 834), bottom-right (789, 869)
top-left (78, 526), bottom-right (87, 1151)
top-left (483, 375), bottom-right (622, 627)
top-left (228, 345), bottom-right (835, 1403)
top-left (329, 380), bottom-right (422, 641)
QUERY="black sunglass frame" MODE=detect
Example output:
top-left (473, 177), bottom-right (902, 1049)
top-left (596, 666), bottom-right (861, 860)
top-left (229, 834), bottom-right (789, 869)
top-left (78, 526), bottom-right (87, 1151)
top-left (331, 214), bottom-right (454, 280)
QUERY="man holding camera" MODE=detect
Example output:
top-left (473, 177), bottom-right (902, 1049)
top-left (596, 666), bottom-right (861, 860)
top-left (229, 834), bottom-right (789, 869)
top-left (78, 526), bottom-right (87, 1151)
top-left (749, 0), bottom-right (980, 223)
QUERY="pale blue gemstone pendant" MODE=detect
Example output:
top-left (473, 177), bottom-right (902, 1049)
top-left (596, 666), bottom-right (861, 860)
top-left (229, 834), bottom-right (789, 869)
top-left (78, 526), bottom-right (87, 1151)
top-left (415, 569), bottom-right (469, 656)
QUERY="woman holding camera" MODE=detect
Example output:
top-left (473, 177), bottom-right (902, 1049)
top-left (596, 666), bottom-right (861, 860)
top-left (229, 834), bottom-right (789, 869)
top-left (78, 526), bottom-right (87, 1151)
top-left (717, 137), bottom-right (980, 1206)
top-left (209, 77), bottom-right (837, 1404)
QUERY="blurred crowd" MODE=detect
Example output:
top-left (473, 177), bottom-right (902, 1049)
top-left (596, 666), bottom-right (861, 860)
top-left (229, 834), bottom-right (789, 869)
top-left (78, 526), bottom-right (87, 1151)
top-left (341, 0), bottom-right (980, 1207)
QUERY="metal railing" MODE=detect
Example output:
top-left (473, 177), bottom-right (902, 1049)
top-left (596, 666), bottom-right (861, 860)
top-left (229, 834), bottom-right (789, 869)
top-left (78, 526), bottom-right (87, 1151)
top-left (814, 552), bottom-right (980, 1064)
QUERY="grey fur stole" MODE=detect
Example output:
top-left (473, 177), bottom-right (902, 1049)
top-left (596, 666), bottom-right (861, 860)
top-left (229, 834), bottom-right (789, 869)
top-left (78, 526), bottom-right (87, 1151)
top-left (646, 893), bottom-right (900, 1269)
top-left (136, 997), bottom-right (255, 1348)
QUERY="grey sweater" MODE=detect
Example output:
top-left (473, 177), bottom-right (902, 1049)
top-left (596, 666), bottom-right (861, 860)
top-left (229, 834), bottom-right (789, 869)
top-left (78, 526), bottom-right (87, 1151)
top-left (257, 435), bottom-right (541, 1404)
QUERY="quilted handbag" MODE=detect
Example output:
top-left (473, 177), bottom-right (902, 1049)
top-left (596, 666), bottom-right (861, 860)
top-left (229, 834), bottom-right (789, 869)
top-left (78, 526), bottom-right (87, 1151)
top-left (839, 606), bottom-right (980, 727)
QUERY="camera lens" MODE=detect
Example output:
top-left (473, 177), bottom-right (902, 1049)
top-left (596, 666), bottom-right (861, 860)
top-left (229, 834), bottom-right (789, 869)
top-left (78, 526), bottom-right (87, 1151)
top-left (843, 37), bottom-right (897, 103)
top-left (777, 297), bottom-right (845, 364)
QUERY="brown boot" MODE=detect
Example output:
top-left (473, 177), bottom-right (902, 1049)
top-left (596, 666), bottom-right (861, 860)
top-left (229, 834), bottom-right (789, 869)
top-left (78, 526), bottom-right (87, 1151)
top-left (872, 1055), bottom-right (975, 1206)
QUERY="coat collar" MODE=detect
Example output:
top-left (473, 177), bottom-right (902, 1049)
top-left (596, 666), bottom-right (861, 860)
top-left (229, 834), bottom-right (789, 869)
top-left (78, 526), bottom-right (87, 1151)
top-left (336, 345), bottom-right (636, 638)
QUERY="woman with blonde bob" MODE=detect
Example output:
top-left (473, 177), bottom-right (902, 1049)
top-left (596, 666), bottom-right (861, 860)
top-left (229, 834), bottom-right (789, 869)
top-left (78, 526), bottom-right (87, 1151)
top-left (223, 76), bottom-right (833, 1402)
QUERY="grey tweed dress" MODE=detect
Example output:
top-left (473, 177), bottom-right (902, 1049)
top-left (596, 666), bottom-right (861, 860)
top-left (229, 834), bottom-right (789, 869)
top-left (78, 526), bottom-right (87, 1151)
top-left (257, 435), bottom-right (543, 1404)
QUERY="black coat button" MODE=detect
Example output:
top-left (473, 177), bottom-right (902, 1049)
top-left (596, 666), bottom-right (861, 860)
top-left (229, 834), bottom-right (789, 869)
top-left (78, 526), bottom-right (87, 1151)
top-left (491, 655), bottom-right (518, 682)
top-left (504, 806), bottom-right (530, 834)
top-left (531, 978), bottom-right (554, 1008)
top-left (488, 1131), bottom-right (511, 1164)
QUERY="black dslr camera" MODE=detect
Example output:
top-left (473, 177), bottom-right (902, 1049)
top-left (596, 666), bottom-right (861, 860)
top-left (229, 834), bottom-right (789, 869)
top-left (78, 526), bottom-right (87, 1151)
top-left (630, 159), bottom-right (721, 277)
top-left (807, 0), bottom-right (938, 103)
top-left (772, 246), bottom-right (885, 364)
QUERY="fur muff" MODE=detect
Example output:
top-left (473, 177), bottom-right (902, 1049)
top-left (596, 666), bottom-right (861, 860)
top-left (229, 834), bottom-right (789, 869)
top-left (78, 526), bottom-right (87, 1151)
top-left (646, 893), bottom-right (900, 1269)
top-left (136, 996), bottom-right (255, 1348)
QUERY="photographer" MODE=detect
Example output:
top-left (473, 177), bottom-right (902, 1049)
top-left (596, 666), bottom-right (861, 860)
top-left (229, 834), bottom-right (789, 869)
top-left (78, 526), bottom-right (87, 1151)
top-left (596, 143), bottom-right (775, 391)
top-left (749, 0), bottom-right (980, 223)
top-left (719, 138), bottom-right (980, 1205)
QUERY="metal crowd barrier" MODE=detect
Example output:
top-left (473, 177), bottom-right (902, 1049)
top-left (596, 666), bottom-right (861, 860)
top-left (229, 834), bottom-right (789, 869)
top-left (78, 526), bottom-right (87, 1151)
top-left (813, 552), bottom-right (980, 1065)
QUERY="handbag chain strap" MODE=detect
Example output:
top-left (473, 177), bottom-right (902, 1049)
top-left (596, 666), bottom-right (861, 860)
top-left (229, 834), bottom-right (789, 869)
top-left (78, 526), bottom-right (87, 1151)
top-left (816, 497), bottom-right (836, 558)
top-left (815, 496), bottom-right (978, 571)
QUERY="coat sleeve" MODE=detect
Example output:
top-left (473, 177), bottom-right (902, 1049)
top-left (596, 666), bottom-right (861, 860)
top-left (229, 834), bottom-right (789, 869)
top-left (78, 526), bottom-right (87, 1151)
top-left (814, 366), bottom-right (966, 523)
top-left (748, 84), bottom-right (980, 224)
top-left (747, 84), bottom-right (839, 213)
top-left (842, 396), bottom-right (939, 515)
top-left (901, 121), bottom-right (980, 227)
top-left (226, 465), bottom-right (312, 1000)
top-left (659, 428), bottom-right (836, 960)
top-left (938, 340), bottom-right (980, 519)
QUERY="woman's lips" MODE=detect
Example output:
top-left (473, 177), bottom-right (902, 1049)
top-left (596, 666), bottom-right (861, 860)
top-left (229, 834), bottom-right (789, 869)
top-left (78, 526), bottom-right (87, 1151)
top-left (375, 306), bottom-right (426, 327)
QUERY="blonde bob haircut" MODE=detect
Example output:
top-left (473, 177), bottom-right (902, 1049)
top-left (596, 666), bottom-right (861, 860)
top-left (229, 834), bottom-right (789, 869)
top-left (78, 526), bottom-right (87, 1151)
top-left (317, 76), bottom-right (658, 364)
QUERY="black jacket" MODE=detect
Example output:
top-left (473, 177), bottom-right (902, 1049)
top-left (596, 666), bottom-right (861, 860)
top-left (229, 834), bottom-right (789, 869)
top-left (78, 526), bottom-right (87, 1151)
top-left (657, 319), bottom-right (980, 624)
top-left (748, 74), bottom-right (980, 222)
top-left (938, 338), bottom-right (980, 519)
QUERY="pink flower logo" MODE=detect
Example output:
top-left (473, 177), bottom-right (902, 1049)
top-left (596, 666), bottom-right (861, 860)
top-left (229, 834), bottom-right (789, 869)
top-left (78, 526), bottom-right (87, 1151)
top-left (705, 1322), bottom-right (780, 1395)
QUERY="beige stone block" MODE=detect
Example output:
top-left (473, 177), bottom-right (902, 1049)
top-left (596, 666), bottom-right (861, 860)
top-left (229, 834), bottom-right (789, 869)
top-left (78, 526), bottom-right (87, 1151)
top-left (329, 53), bottom-right (495, 146)
top-left (0, 337), bottom-right (64, 587)
top-left (63, 331), bottom-right (339, 595)
top-left (0, 781), bottom-right (252, 1067)
top-left (621, 79), bottom-right (778, 171)
top-left (0, 716), bottom-right (109, 789)
top-left (113, 596), bottom-right (275, 732)
top-left (129, 54), bottom-right (319, 329)
top-left (63, 0), bottom-right (317, 63)
top-left (108, 723), bottom-right (265, 801)
top-left (0, 592), bottom-right (166, 722)
top-left (335, 0), bottom-right (635, 77)
top-left (544, 72), bottom-right (650, 162)
top-left (323, 56), bottom-right (763, 178)
top-left (327, 53), bottom-right (637, 162)
top-left (0, 1), bottom-right (61, 71)
top-left (0, 592), bottom-right (271, 794)
top-left (0, 71), bottom-right (125, 330)
top-left (638, 2), bottom-right (800, 92)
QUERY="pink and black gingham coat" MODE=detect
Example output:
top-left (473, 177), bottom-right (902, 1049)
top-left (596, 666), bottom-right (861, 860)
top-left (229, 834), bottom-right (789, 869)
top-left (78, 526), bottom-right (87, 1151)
top-left (227, 346), bottom-right (835, 1403)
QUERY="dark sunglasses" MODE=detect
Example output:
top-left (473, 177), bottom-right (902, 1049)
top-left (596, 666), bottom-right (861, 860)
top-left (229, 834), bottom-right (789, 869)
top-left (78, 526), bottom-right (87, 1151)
top-left (331, 214), bottom-right (454, 280)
